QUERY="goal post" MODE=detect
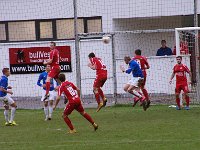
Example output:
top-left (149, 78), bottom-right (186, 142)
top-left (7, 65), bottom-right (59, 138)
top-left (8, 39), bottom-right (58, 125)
top-left (175, 27), bottom-right (200, 103)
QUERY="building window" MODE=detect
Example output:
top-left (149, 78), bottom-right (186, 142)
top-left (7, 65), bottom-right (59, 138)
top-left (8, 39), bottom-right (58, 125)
top-left (56, 19), bottom-right (84, 39)
top-left (8, 21), bottom-right (36, 41)
top-left (87, 18), bottom-right (102, 33)
top-left (0, 24), bottom-right (6, 41)
top-left (39, 21), bottom-right (53, 39)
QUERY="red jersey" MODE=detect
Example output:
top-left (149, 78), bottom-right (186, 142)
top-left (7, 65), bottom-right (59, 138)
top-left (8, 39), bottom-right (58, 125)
top-left (173, 64), bottom-right (190, 85)
top-left (58, 81), bottom-right (80, 103)
top-left (90, 57), bottom-right (107, 75)
top-left (173, 42), bottom-right (189, 55)
top-left (49, 49), bottom-right (60, 68)
top-left (133, 55), bottom-right (149, 76)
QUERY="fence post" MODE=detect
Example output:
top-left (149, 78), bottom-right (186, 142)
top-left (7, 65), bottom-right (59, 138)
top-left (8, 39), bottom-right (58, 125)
top-left (73, 0), bottom-right (82, 91)
top-left (111, 34), bottom-right (117, 104)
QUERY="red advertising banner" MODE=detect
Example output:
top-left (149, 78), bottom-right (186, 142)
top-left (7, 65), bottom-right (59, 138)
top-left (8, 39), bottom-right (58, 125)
top-left (9, 46), bottom-right (72, 74)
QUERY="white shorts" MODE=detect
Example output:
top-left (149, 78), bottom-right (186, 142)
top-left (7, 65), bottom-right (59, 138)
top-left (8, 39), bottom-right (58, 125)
top-left (41, 90), bottom-right (55, 101)
top-left (0, 94), bottom-right (15, 106)
top-left (127, 77), bottom-right (142, 87)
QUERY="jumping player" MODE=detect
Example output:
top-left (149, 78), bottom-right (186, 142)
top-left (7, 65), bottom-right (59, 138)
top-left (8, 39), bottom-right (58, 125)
top-left (0, 68), bottom-right (17, 126)
top-left (169, 56), bottom-right (192, 110)
top-left (43, 42), bottom-right (61, 101)
top-left (133, 49), bottom-right (150, 107)
top-left (53, 74), bottom-right (98, 134)
top-left (37, 65), bottom-right (58, 121)
top-left (120, 56), bottom-right (147, 111)
top-left (88, 52), bottom-right (107, 112)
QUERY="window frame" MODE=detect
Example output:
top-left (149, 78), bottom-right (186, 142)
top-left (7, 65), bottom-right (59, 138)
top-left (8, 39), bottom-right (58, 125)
top-left (0, 16), bottom-right (102, 43)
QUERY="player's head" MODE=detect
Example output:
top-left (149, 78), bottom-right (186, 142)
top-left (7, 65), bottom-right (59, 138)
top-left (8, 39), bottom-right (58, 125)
top-left (50, 41), bottom-right (56, 50)
top-left (45, 64), bottom-right (51, 72)
top-left (58, 73), bottom-right (66, 82)
top-left (161, 40), bottom-right (166, 48)
top-left (124, 56), bottom-right (131, 64)
top-left (135, 49), bottom-right (141, 56)
top-left (88, 52), bottom-right (95, 58)
top-left (2, 68), bottom-right (10, 76)
top-left (176, 56), bottom-right (182, 64)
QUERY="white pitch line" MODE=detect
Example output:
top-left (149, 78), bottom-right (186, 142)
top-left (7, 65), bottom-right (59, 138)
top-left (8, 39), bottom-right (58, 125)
top-left (48, 139), bottom-right (200, 148)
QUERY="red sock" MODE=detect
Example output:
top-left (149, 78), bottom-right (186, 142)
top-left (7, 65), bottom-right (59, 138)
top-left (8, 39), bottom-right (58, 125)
top-left (98, 88), bottom-right (105, 99)
top-left (46, 82), bottom-right (50, 95)
top-left (83, 113), bottom-right (94, 124)
top-left (142, 88), bottom-right (149, 100)
top-left (185, 95), bottom-right (190, 106)
top-left (63, 116), bottom-right (74, 130)
top-left (176, 97), bottom-right (180, 108)
top-left (95, 93), bottom-right (100, 104)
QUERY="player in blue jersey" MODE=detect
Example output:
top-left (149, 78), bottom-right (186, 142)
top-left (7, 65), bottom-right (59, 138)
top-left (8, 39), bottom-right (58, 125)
top-left (120, 56), bottom-right (147, 111)
top-left (0, 68), bottom-right (17, 126)
top-left (37, 65), bottom-right (58, 121)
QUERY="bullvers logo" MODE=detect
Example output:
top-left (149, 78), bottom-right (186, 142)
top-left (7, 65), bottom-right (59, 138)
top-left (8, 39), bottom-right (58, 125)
top-left (15, 49), bottom-right (25, 63)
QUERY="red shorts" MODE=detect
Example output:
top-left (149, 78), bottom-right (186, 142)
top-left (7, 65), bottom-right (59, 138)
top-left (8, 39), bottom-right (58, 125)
top-left (63, 100), bottom-right (84, 115)
top-left (175, 84), bottom-right (189, 94)
top-left (93, 74), bottom-right (107, 88)
top-left (48, 66), bottom-right (61, 79)
top-left (141, 71), bottom-right (147, 86)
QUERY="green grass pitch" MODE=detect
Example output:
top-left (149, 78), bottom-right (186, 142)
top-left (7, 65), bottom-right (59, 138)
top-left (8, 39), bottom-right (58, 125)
top-left (0, 105), bottom-right (200, 150)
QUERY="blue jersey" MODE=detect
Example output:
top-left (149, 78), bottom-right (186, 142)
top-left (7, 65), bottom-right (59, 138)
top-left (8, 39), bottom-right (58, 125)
top-left (37, 72), bottom-right (56, 91)
top-left (0, 75), bottom-right (8, 97)
top-left (126, 60), bottom-right (144, 78)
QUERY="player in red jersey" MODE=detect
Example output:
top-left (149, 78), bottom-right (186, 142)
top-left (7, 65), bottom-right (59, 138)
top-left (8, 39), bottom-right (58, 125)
top-left (132, 49), bottom-right (150, 108)
top-left (43, 42), bottom-right (61, 101)
top-left (88, 52), bottom-right (107, 112)
top-left (53, 74), bottom-right (98, 134)
top-left (170, 56), bottom-right (192, 110)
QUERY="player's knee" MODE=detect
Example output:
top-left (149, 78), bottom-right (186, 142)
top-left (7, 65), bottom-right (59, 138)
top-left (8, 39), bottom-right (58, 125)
top-left (4, 105), bottom-right (9, 110)
top-left (11, 102), bottom-right (17, 108)
top-left (93, 88), bottom-right (98, 94)
top-left (80, 111), bottom-right (85, 116)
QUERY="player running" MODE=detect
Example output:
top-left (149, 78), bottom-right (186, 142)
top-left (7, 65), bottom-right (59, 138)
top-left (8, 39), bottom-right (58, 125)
top-left (43, 42), bottom-right (61, 101)
top-left (120, 56), bottom-right (147, 111)
top-left (170, 56), bottom-right (192, 110)
top-left (88, 52), bottom-right (107, 112)
top-left (0, 68), bottom-right (17, 126)
top-left (37, 65), bottom-right (58, 121)
top-left (53, 74), bottom-right (98, 134)
top-left (132, 49), bottom-right (150, 108)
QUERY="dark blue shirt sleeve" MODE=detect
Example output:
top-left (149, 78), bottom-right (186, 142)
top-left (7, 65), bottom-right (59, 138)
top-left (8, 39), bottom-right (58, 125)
top-left (125, 62), bottom-right (135, 74)
top-left (37, 74), bottom-right (43, 87)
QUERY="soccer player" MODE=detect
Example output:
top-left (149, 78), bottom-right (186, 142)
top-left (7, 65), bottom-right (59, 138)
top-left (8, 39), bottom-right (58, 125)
top-left (88, 52), bottom-right (107, 112)
top-left (37, 65), bottom-right (58, 121)
top-left (43, 42), bottom-right (61, 101)
top-left (0, 68), bottom-right (17, 126)
top-left (169, 56), bottom-right (192, 110)
top-left (120, 56), bottom-right (147, 111)
top-left (133, 49), bottom-right (150, 108)
top-left (53, 74), bottom-right (98, 134)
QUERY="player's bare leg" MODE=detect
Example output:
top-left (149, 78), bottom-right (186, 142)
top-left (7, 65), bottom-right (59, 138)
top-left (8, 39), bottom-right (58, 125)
top-left (125, 84), bottom-right (147, 111)
top-left (80, 111), bottom-right (98, 131)
top-left (9, 102), bottom-right (17, 125)
top-left (48, 100), bottom-right (54, 120)
top-left (62, 114), bottom-right (76, 134)
top-left (175, 93), bottom-right (181, 110)
top-left (93, 87), bottom-right (103, 112)
top-left (44, 101), bottom-right (49, 121)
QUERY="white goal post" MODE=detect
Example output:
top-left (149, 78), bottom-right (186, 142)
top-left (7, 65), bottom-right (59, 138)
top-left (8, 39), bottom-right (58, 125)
top-left (175, 27), bottom-right (200, 56)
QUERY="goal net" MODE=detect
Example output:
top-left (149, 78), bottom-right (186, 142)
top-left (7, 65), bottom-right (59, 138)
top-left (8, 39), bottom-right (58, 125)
top-left (0, 0), bottom-right (199, 109)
